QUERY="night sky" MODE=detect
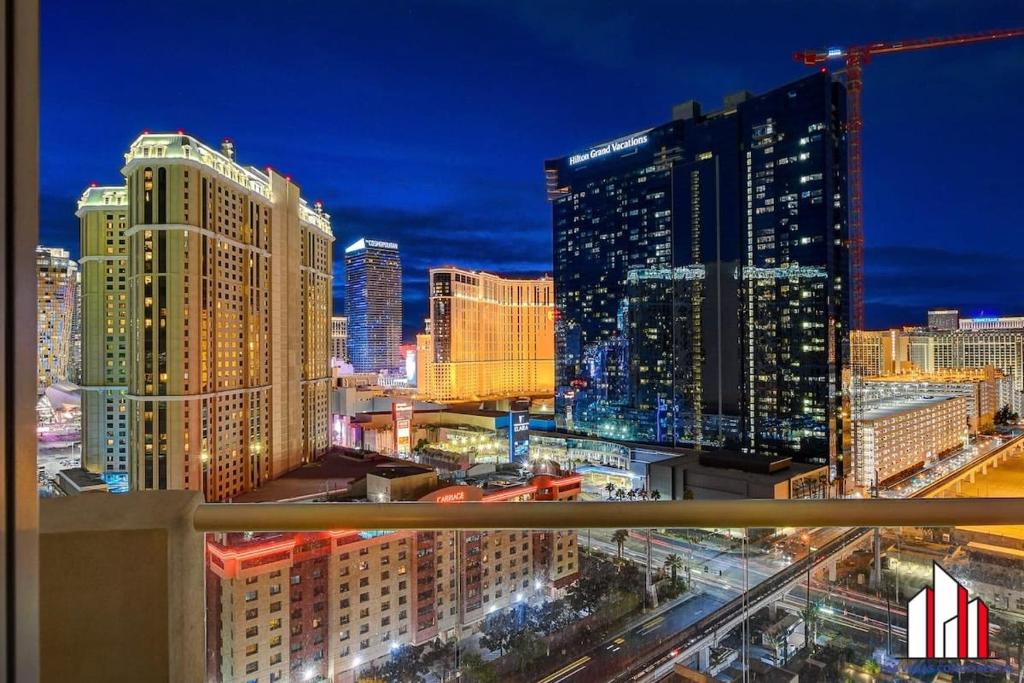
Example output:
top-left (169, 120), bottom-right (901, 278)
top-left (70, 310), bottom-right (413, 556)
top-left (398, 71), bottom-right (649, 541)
top-left (42, 1), bottom-right (1024, 339)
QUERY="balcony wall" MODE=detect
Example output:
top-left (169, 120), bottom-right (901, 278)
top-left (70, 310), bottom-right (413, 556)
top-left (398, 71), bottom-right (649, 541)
top-left (40, 491), bottom-right (204, 683)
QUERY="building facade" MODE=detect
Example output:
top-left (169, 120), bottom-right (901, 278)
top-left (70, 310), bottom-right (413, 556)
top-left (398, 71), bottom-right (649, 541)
top-left (853, 395), bottom-right (967, 489)
top-left (849, 329), bottom-right (910, 377)
top-left (77, 187), bottom-right (130, 476)
top-left (854, 368), bottom-right (1004, 434)
top-left (36, 246), bottom-right (79, 393)
top-left (416, 267), bottom-right (554, 402)
top-left (205, 473), bottom-right (581, 683)
top-left (545, 73), bottom-right (849, 475)
top-left (905, 329), bottom-right (1024, 413)
top-left (80, 133), bottom-right (333, 501)
top-left (928, 309), bottom-right (960, 331)
top-left (345, 239), bottom-right (402, 373)
top-left (959, 315), bottom-right (1024, 331)
top-left (331, 316), bottom-right (349, 366)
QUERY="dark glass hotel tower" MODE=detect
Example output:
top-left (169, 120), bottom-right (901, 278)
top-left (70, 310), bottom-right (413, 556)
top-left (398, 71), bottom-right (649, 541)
top-left (344, 238), bottom-right (403, 373)
top-left (545, 73), bottom-right (849, 476)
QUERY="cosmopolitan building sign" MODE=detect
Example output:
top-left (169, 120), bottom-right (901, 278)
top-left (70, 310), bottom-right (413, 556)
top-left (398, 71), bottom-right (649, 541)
top-left (569, 132), bottom-right (650, 166)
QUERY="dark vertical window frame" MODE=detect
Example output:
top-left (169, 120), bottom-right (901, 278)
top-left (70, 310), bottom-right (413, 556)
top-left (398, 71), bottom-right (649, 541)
top-left (0, 0), bottom-right (40, 679)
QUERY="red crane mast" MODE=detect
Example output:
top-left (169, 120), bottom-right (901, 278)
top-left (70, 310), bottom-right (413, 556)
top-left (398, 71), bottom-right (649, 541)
top-left (794, 28), bottom-right (1024, 331)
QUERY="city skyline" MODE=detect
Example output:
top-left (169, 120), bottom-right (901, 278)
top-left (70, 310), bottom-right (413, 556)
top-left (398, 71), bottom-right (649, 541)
top-left (17, 4), bottom-right (1024, 683)
top-left (41, 1), bottom-right (1024, 338)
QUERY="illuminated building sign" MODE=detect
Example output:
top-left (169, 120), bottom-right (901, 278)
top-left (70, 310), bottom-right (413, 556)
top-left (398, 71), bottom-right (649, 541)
top-left (437, 490), bottom-right (466, 504)
top-left (568, 132), bottom-right (650, 166)
top-left (392, 401), bottom-right (413, 455)
top-left (344, 237), bottom-right (399, 253)
top-left (509, 410), bottom-right (530, 464)
top-left (420, 485), bottom-right (484, 503)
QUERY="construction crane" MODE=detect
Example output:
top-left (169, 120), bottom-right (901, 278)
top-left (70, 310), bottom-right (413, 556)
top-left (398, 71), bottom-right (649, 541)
top-left (794, 28), bottom-right (1024, 331)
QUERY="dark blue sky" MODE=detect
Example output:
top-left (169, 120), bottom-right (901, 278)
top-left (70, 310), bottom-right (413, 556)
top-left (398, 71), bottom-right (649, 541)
top-left (42, 1), bottom-right (1024, 338)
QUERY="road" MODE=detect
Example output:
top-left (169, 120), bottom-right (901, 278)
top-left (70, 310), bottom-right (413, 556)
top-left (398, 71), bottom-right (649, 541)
top-left (529, 432), bottom-right (1024, 683)
top-left (534, 593), bottom-right (725, 683)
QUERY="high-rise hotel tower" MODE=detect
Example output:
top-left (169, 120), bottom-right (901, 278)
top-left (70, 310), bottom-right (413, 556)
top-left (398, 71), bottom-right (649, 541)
top-left (344, 238), bottom-right (402, 373)
top-left (79, 134), bottom-right (333, 500)
top-left (546, 73), bottom-right (850, 475)
top-left (77, 187), bottom-right (130, 475)
top-left (417, 267), bottom-right (554, 402)
top-left (36, 246), bottom-right (79, 393)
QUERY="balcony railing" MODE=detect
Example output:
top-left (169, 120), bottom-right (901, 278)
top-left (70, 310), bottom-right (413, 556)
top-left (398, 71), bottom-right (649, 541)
top-left (191, 497), bottom-right (1024, 532)
top-left (40, 493), bottom-right (1024, 682)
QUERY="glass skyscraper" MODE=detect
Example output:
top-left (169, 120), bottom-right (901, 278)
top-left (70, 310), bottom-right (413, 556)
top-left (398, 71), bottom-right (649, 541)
top-left (344, 238), bottom-right (402, 373)
top-left (546, 72), bottom-right (849, 476)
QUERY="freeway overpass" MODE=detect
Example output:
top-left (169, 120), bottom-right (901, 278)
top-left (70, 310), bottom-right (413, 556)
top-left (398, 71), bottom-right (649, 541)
top-left (618, 432), bottom-right (1024, 681)
top-left (616, 526), bottom-right (869, 681)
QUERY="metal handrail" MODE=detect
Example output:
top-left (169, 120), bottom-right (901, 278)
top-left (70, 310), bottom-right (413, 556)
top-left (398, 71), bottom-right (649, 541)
top-left (192, 497), bottom-right (1024, 532)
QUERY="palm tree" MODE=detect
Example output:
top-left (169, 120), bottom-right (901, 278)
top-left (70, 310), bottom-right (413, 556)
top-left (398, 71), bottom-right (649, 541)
top-left (604, 482), bottom-right (616, 499)
top-left (611, 529), bottom-right (629, 560)
top-left (764, 630), bottom-right (784, 666)
top-left (1008, 621), bottom-right (1024, 683)
top-left (803, 604), bottom-right (820, 652)
top-left (650, 489), bottom-right (662, 501)
top-left (663, 554), bottom-right (684, 587)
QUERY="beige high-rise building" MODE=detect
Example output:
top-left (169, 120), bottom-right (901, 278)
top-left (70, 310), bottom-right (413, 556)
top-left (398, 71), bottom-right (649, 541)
top-left (36, 246), bottom-right (78, 393)
top-left (849, 329), bottom-right (909, 377)
top-left (77, 187), bottom-right (130, 475)
top-left (331, 315), bottom-right (348, 365)
top-left (79, 133), bottom-right (333, 501)
top-left (417, 267), bottom-right (554, 402)
top-left (904, 329), bottom-right (1024, 413)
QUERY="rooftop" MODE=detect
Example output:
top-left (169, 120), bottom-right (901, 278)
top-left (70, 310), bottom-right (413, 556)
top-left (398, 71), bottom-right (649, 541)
top-left (55, 467), bottom-right (108, 494)
top-left (857, 394), bottom-right (962, 422)
top-left (75, 185), bottom-right (127, 213)
top-left (119, 133), bottom-right (331, 235)
top-left (231, 449), bottom-right (412, 502)
top-left (369, 465), bottom-right (435, 480)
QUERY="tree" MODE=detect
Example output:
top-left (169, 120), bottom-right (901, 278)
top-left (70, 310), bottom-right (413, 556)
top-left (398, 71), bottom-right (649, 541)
top-left (650, 489), bottom-right (662, 501)
top-left (996, 404), bottom-right (1020, 425)
top-left (460, 652), bottom-right (499, 683)
top-left (663, 554), bottom-right (684, 587)
top-left (566, 560), bottom-right (617, 614)
top-left (1008, 621), bottom-right (1024, 683)
top-left (382, 642), bottom-right (428, 682)
top-left (604, 482), bottom-right (616, 499)
top-left (535, 598), bottom-right (573, 635)
top-left (763, 629), bottom-right (784, 666)
top-left (683, 488), bottom-right (695, 500)
top-left (423, 638), bottom-right (457, 682)
top-left (803, 604), bottom-right (820, 652)
top-left (509, 630), bottom-right (547, 673)
top-left (611, 529), bottom-right (629, 560)
top-left (479, 610), bottom-right (520, 656)
top-left (356, 664), bottom-right (390, 683)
